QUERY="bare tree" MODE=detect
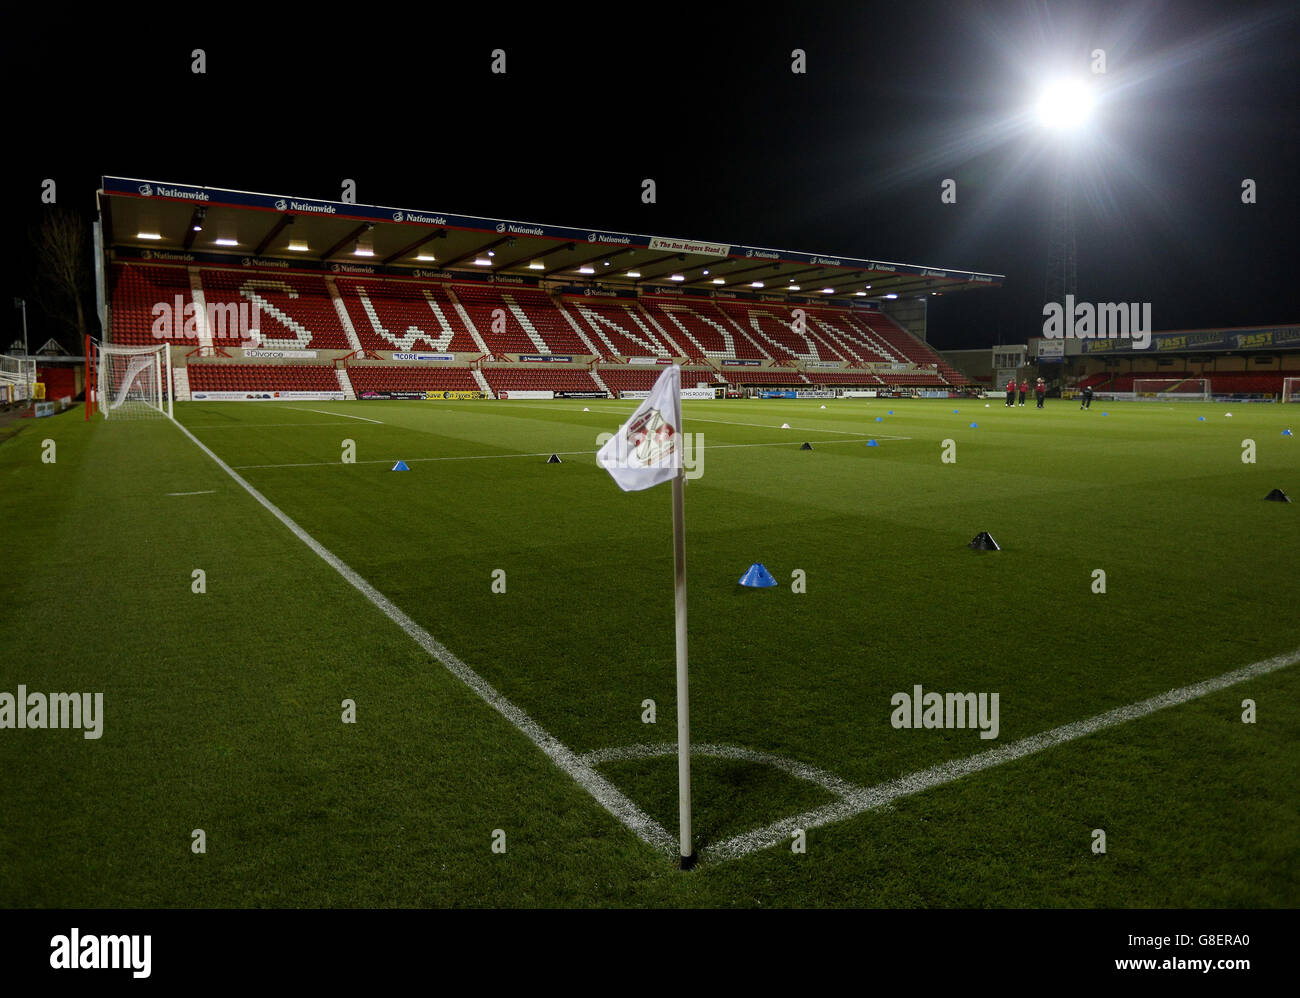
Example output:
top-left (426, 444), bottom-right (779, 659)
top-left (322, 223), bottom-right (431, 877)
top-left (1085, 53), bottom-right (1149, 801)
top-left (33, 209), bottom-right (93, 349)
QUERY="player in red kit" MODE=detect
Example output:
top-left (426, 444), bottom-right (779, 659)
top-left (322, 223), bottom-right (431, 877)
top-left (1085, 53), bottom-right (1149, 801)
top-left (1018, 380), bottom-right (1028, 407)
top-left (1005, 378), bottom-right (1016, 407)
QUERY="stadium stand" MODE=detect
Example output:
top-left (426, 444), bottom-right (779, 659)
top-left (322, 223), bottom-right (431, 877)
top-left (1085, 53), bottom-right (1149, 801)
top-left (187, 364), bottom-right (340, 392)
top-left (335, 277), bottom-right (478, 354)
top-left (199, 269), bottom-right (349, 350)
top-left (720, 368), bottom-right (812, 385)
top-left (480, 366), bottom-right (604, 396)
top-left (802, 370), bottom-right (884, 385)
top-left (640, 297), bottom-right (767, 361)
top-left (347, 365), bottom-right (480, 394)
top-left (455, 284), bottom-right (590, 357)
top-left (563, 297), bottom-right (674, 360)
top-left (109, 263), bottom-right (193, 345)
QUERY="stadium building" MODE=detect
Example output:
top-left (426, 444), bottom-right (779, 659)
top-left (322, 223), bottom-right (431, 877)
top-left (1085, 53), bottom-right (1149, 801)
top-left (90, 176), bottom-right (1005, 410)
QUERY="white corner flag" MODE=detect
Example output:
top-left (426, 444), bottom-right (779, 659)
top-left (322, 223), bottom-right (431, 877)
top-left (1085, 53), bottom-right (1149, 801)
top-left (596, 363), bottom-right (682, 491)
top-left (596, 364), bottom-right (695, 867)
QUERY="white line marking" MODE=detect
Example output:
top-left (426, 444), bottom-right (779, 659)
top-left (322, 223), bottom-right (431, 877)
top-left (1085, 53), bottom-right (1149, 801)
top-left (683, 414), bottom-right (878, 436)
top-left (170, 419), bottom-right (675, 855)
top-left (229, 436), bottom-right (904, 470)
top-left (705, 646), bottom-right (1300, 862)
top-left (165, 490), bottom-right (217, 496)
top-left (283, 405), bottom-right (385, 424)
top-left (185, 422), bottom-right (363, 429)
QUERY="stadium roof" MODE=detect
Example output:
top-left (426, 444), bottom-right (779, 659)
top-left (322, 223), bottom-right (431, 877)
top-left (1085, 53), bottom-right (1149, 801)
top-left (99, 176), bottom-right (1003, 302)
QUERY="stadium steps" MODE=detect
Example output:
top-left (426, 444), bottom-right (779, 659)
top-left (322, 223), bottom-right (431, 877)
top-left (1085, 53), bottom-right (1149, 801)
top-left (172, 365), bottom-right (191, 401)
top-left (335, 367), bottom-right (356, 400)
top-left (442, 286), bottom-right (493, 356)
top-left (843, 313), bottom-right (905, 363)
top-left (808, 316), bottom-right (863, 364)
top-left (188, 270), bottom-right (213, 351)
top-left (325, 277), bottom-right (366, 354)
top-left (632, 303), bottom-right (689, 357)
top-left (552, 299), bottom-right (606, 358)
top-left (714, 303), bottom-right (776, 361)
top-left (570, 299), bottom-right (673, 361)
top-left (589, 369), bottom-right (612, 396)
top-left (471, 368), bottom-right (493, 396)
top-left (502, 296), bottom-right (552, 354)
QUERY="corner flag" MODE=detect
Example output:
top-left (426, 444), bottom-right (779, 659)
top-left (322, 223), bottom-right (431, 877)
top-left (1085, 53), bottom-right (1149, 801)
top-left (596, 364), bottom-right (695, 867)
top-left (596, 364), bottom-right (682, 490)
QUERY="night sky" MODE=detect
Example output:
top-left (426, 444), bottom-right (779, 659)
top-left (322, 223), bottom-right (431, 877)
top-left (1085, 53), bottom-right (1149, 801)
top-left (5, 1), bottom-right (1296, 352)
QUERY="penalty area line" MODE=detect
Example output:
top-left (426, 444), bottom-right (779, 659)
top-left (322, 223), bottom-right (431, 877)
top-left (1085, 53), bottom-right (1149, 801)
top-left (707, 646), bottom-right (1300, 862)
top-left (169, 418), bottom-right (676, 856)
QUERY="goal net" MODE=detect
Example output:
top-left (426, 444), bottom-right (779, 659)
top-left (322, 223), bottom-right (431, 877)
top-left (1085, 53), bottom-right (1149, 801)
top-left (1283, 377), bottom-right (1300, 403)
top-left (1132, 378), bottom-right (1210, 401)
top-left (94, 342), bottom-right (173, 420)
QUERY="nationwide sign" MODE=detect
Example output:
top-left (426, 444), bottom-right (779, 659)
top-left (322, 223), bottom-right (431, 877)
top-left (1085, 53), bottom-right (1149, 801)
top-left (519, 354), bottom-right (573, 363)
top-left (103, 177), bottom-right (1004, 288)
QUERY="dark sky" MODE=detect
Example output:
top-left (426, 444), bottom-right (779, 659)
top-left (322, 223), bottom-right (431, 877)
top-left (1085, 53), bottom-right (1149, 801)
top-left (5, 0), bottom-right (1296, 352)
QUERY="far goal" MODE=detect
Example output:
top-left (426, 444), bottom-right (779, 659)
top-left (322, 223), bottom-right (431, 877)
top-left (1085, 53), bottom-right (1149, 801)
top-left (92, 341), bottom-right (174, 420)
top-left (1283, 377), bottom-right (1300, 403)
top-left (1133, 378), bottom-right (1210, 402)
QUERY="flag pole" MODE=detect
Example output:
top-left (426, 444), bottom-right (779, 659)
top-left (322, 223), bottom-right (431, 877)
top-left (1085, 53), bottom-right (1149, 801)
top-left (672, 466), bottom-right (694, 868)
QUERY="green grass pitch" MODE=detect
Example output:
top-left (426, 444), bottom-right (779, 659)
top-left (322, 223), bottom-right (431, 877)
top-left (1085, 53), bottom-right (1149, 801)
top-left (1, 396), bottom-right (1296, 907)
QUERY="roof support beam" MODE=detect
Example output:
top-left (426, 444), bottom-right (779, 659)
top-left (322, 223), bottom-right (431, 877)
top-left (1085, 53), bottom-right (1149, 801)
top-left (254, 214), bottom-right (296, 256)
top-left (383, 228), bottom-right (446, 265)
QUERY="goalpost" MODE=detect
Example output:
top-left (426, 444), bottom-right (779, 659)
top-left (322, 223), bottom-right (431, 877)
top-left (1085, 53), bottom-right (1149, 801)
top-left (1283, 377), bottom-right (1300, 403)
top-left (91, 341), bottom-right (174, 420)
top-left (1132, 378), bottom-right (1210, 402)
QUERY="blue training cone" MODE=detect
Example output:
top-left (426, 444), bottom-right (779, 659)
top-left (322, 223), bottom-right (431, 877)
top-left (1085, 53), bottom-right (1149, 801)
top-left (1283, 429), bottom-right (1293, 436)
top-left (953, 408), bottom-right (960, 414)
top-left (739, 563), bottom-right (778, 588)
top-left (1197, 416), bottom-right (1205, 422)
top-left (391, 461), bottom-right (410, 471)
top-left (866, 439), bottom-right (879, 447)
top-left (969, 422), bottom-right (978, 428)
top-left (875, 416), bottom-right (883, 422)
top-left (888, 410), bottom-right (894, 415)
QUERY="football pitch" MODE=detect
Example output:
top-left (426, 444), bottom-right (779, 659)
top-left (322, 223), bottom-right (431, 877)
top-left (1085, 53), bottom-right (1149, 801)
top-left (2, 397), bottom-right (1297, 908)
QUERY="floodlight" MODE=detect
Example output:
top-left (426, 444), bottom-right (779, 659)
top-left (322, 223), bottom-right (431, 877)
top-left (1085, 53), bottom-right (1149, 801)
top-left (1036, 78), bottom-right (1093, 130)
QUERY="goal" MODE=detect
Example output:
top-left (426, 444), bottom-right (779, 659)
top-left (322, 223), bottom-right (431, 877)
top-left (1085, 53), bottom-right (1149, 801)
top-left (92, 341), bottom-right (174, 420)
top-left (1132, 378), bottom-right (1210, 401)
top-left (1283, 377), bottom-right (1300, 403)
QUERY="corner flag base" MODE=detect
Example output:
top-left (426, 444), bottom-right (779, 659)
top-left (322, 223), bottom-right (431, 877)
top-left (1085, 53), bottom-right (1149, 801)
top-left (547, 454), bottom-right (562, 464)
top-left (739, 563), bottom-right (778, 587)
top-left (391, 461), bottom-right (410, 471)
top-left (800, 442), bottom-right (813, 450)
top-left (1264, 489), bottom-right (1291, 502)
top-left (678, 853), bottom-right (698, 871)
top-left (968, 531), bottom-right (1000, 551)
